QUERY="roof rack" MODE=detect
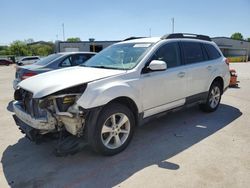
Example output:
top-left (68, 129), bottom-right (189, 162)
top-left (161, 33), bottom-right (211, 41)
top-left (123, 37), bottom-right (147, 41)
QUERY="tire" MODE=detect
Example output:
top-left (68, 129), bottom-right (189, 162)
top-left (88, 103), bottom-right (135, 156)
top-left (200, 82), bottom-right (222, 112)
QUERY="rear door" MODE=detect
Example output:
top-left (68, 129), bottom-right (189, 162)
top-left (180, 41), bottom-right (215, 98)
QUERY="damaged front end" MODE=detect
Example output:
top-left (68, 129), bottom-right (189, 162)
top-left (13, 84), bottom-right (88, 154)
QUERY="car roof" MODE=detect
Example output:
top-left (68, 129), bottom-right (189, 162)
top-left (119, 33), bottom-right (213, 45)
top-left (119, 37), bottom-right (161, 44)
top-left (57, 52), bottom-right (97, 55)
top-left (20, 56), bottom-right (40, 60)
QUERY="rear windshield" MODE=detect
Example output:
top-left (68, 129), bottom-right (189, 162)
top-left (35, 54), bottom-right (62, 66)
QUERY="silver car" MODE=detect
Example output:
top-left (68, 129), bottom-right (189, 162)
top-left (13, 52), bottom-right (96, 89)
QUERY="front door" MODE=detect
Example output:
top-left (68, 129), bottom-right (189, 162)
top-left (140, 42), bottom-right (187, 118)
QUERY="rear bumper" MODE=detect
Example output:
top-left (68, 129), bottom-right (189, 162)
top-left (13, 101), bottom-right (56, 131)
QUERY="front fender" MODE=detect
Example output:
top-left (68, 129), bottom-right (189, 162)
top-left (76, 81), bottom-right (142, 112)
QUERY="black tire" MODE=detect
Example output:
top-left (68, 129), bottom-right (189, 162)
top-left (87, 103), bottom-right (135, 156)
top-left (200, 82), bottom-right (222, 112)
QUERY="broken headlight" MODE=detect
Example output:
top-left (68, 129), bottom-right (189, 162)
top-left (39, 84), bottom-right (87, 112)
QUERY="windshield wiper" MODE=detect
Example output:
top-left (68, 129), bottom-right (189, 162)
top-left (88, 65), bottom-right (124, 70)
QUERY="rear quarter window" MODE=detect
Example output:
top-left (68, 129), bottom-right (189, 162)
top-left (204, 43), bottom-right (221, 60)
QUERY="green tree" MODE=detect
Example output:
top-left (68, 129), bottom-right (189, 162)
top-left (0, 46), bottom-right (10, 55)
top-left (9, 40), bottom-right (31, 56)
top-left (67, 37), bottom-right (81, 42)
top-left (29, 43), bottom-right (54, 56)
top-left (231, 32), bottom-right (243, 40)
top-left (24, 38), bottom-right (35, 44)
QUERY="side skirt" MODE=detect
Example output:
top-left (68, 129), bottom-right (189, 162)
top-left (138, 92), bottom-right (208, 126)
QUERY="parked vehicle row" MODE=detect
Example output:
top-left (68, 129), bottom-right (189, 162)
top-left (0, 58), bottom-right (13, 66)
top-left (12, 33), bottom-right (230, 156)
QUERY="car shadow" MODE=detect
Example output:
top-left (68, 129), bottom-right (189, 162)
top-left (1, 104), bottom-right (242, 188)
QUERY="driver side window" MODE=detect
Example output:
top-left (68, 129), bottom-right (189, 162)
top-left (152, 42), bottom-right (181, 68)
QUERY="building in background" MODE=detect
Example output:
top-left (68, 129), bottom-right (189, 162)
top-left (55, 37), bottom-right (250, 62)
top-left (212, 37), bottom-right (250, 62)
top-left (55, 40), bottom-right (120, 53)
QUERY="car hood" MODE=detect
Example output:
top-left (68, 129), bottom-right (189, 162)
top-left (18, 66), bottom-right (126, 98)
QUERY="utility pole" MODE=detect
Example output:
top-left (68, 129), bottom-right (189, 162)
top-left (149, 28), bottom-right (152, 37)
top-left (171, 18), bottom-right (175, 33)
top-left (62, 23), bottom-right (65, 41)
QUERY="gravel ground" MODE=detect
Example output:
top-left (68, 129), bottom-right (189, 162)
top-left (0, 63), bottom-right (249, 188)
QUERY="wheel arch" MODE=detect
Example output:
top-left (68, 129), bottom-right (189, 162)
top-left (211, 76), bottom-right (224, 93)
top-left (107, 96), bottom-right (140, 126)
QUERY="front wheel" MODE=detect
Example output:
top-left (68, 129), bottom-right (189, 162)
top-left (200, 82), bottom-right (222, 112)
top-left (88, 103), bottom-right (135, 155)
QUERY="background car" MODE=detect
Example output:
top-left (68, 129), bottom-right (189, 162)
top-left (17, 56), bottom-right (40, 66)
top-left (0, 58), bottom-right (13, 66)
top-left (13, 52), bottom-right (96, 89)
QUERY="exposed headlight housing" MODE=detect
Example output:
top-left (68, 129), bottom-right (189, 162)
top-left (51, 84), bottom-right (87, 96)
top-left (39, 84), bottom-right (87, 111)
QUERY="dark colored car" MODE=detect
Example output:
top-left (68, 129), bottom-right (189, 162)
top-left (0, 58), bottom-right (13, 66)
top-left (13, 52), bottom-right (96, 89)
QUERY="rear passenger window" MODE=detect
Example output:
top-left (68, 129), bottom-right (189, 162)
top-left (204, 44), bottom-right (221, 60)
top-left (152, 42), bottom-right (181, 68)
top-left (61, 57), bottom-right (72, 67)
top-left (182, 42), bottom-right (205, 64)
top-left (72, 55), bottom-right (87, 65)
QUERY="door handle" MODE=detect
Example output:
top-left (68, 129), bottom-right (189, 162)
top-left (177, 72), bottom-right (185, 78)
top-left (207, 66), bottom-right (212, 70)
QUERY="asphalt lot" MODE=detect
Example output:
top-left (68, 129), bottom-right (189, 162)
top-left (0, 63), bottom-right (249, 188)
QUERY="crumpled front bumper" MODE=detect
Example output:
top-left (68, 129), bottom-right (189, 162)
top-left (13, 101), bottom-right (56, 131)
top-left (13, 114), bottom-right (40, 141)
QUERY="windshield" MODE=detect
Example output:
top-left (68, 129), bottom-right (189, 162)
top-left (82, 43), bottom-right (153, 70)
top-left (35, 54), bottom-right (62, 66)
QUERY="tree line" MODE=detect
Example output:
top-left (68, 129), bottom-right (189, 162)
top-left (231, 32), bottom-right (250, 41)
top-left (0, 37), bottom-right (83, 58)
top-left (0, 39), bottom-right (54, 57)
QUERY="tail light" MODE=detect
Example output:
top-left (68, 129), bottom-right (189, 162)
top-left (21, 72), bottom-right (37, 80)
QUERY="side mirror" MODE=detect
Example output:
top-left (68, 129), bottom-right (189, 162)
top-left (148, 60), bottom-right (167, 71)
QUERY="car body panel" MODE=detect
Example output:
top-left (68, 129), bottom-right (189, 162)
top-left (18, 66), bottom-right (126, 98)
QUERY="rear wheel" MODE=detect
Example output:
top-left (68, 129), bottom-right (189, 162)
top-left (200, 82), bottom-right (222, 112)
top-left (88, 103), bottom-right (135, 155)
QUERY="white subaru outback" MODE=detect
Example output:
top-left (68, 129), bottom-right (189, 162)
top-left (13, 33), bottom-right (230, 155)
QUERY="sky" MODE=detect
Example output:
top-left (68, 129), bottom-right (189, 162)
top-left (0, 0), bottom-right (250, 45)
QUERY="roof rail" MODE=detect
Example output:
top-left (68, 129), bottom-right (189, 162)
top-left (123, 37), bottom-right (147, 41)
top-left (161, 33), bottom-right (211, 41)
